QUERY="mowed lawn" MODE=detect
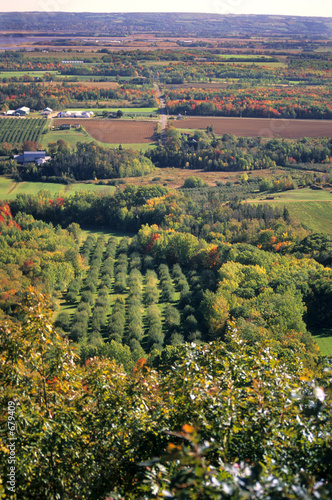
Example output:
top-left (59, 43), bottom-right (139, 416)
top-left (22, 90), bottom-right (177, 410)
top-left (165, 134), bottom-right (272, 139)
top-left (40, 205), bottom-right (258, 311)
top-left (0, 178), bottom-right (115, 201)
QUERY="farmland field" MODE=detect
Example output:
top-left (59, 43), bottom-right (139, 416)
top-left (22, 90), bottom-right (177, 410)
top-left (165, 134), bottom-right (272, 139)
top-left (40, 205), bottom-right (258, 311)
top-left (63, 107), bottom-right (158, 116)
top-left (173, 117), bottom-right (332, 139)
top-left (282, 201), bottom-right (332, 233)
top-left (257, 188), bottom-right (332, 202)
top-left (250, 189), bottom-right (332, 234)
top-left (45, 81), bottom-right (121, 88)
top-left (40, 127), bottom-right (99, 149)
top-left (165, 82), bottom-right (228, 89)
top-left (0, 70), bottom-right (59, 79)
top-left (313, 329), bottom-right (332, 356)
top-left (0, 178), bottom-right (116, 200)
top-left (41, 127), bottom-right (155, 151)
top-left (0, 80), bottom-right (122, 88)
top-left (249, 189), bottom-right (332, 233)
top-left (0, 117), bottom-right (46, 144)
top-left (54, 119), bottom-right (157, 144)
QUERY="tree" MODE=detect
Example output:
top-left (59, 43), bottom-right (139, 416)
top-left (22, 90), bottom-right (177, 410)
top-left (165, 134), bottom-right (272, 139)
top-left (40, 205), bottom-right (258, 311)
top-left (0, 291), bottom-right (331, 499)
top-left (182, 176), bottom-right (206, 188)
top-left (0, 290), bottom-right (86, 499)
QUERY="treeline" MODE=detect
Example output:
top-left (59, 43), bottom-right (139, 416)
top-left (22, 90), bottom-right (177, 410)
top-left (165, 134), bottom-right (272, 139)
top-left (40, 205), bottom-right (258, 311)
top-left (9, 184), bottom-right (307, 248)
top-left (165, 86), bottom-right (332, 120)
top-left (0, 203), bottom-right (82, 314)
top-left (14, 141), bottom-right (155, 182)
top-left (0, 82), bottom-right (157, 111)
top-left (148, 126), bottom-right (332, 171)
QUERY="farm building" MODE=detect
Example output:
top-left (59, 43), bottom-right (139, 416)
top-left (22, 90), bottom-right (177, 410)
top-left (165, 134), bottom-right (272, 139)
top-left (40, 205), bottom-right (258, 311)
top-left (61, 60), bottom-right (84, 64)
top-left (6, 107), bottom-right (30, 116)
top-left (41, 107), bottom-right (53, 115)
top-left (60, 124), bottom-right (71, 130)
top-left (14, 151), bottom-right (51, 165)
top-left (15, 107), bottom-right (30, 116)
top-left (57, 111), bottom-right (94, 118)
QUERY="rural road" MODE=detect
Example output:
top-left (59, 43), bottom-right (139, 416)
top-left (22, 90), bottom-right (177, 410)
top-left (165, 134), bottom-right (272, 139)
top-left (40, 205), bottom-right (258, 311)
top-left (154, 83), bottom-right (167, 144)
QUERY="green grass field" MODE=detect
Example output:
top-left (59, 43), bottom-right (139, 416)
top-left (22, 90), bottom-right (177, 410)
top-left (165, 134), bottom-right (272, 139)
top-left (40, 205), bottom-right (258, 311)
top-left (0, 71), bottom-right (133, 83)
top-left (260, 188), bottom-right (332, 202)
top-left (218, 54), bottom-right (276, 60)
top-left (253, 188), bottom-right (332, 233)
top-left (0, 177), bottom-right (116, 201)
top-left (312, 329), bottom-right (332, 356)
top-left (40, 127), bottom-right (97, 149)
top-left (284, 201), bottom-right (332, 233)
top-left (0, 71), bottom-right (59, 79)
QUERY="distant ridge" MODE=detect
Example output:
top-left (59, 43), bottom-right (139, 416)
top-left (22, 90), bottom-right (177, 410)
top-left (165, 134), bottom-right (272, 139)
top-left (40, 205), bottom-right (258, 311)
top-left (0, 12), bottom-right (331, 37)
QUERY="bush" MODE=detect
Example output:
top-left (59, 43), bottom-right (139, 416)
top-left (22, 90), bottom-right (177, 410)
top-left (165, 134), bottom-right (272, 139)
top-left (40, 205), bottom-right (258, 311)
top-left (182, 176), bottom-right (206, 188)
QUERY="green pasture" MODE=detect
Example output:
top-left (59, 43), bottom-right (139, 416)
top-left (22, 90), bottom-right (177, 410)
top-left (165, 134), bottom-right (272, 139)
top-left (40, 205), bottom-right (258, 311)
top-left (59, 75), bottom-right (133, 82)
top-left (0, 71), bottom-right (132, 83)
top-left (140, 60), bottom-right (176, 66)
top-left (218, 54), bottom-right (276, 60)
top-left (251, 188), bottom-right (332, 233)
top-left (312, 329), bottom-right (332, 356)
top-left (260, 188), bottom-right (332, 202)
top-left (285, 201), bottom-right (332, 233)
top-left (40, 127), bottom-right (97, 149)
top-left (0, 177), bottom-right (115, 201)
top-left (0, 71), bottom-right (59, 78)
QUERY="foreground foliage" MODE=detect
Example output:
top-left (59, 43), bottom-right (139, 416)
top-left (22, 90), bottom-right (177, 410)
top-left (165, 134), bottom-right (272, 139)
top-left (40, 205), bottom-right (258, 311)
top-left (0, 291), bottom-right (331, 499)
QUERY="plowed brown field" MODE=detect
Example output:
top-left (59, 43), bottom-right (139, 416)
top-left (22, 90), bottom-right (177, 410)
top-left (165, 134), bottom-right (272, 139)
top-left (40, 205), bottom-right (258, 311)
top-left (173, 117), bottom-right (332, 138)
top-left (54, 119), bottom-right (156, 143)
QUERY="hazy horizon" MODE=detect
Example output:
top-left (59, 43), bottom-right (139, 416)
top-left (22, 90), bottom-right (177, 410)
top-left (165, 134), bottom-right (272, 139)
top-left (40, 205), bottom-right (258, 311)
top-left (0, 0), bottom-right (331, 18)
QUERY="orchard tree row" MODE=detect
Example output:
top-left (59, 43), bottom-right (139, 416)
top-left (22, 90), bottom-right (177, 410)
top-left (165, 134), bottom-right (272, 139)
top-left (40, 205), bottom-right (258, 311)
top-left (56, 234), bottom-right (206, 365)
top-left (0, 118), bottom-right (46, 149)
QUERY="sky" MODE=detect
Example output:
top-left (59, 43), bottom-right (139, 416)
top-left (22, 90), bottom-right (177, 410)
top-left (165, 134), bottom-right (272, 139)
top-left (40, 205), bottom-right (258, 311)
top-left (1, 0), bottom-right (332, 17)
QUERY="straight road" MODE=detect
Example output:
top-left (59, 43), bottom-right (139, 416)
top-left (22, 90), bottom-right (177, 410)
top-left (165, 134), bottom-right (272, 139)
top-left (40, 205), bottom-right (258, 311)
top-left (154, 82), bottom-right (167, 144)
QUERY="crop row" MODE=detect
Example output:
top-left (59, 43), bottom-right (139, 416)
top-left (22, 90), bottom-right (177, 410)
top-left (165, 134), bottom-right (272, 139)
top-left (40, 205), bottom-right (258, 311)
top-left (56, 235), bottom-right (211, 360)
top-left (0, 117), bottom-right (46, 145)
